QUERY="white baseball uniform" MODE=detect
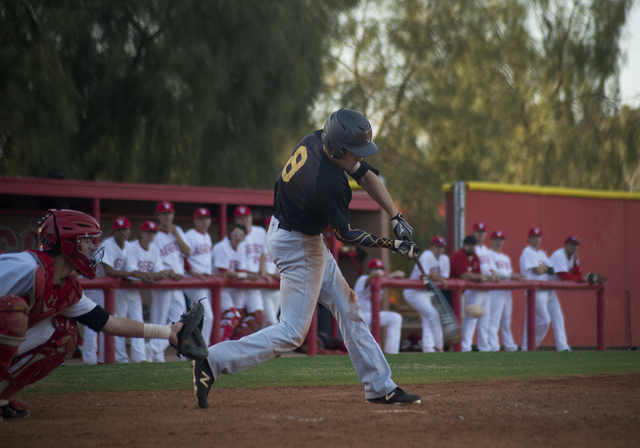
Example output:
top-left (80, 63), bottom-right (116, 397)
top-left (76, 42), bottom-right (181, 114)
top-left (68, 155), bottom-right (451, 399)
top-left (354, 274), bottom-right (402, 354)
top-left (184, 228), bottom-right (214, 346)
top-left (519, 245), bottom-right (570, 351)
top-left (239, 226), bottom-right (267, 314)
top-left (403, 250), bottom-right (449, 352)
top-left (487, 249), bottom-right (518, 351)
top-left (123, 239), bottom-right (164, 363)
top-left (546, 248), bottom-right (574, 351)
top-left (146, 227), bottom-right (187, 362)
top-left (460, 245), bottom-right (495, 352)
top-left (261, 247), bottom-right (281, 327)
top-left (81, 261), bottom-right (106, 365)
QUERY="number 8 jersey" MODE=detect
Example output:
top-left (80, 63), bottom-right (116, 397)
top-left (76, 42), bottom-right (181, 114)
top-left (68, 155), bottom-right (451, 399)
top-left (274, 130), bottom-right (351, 235)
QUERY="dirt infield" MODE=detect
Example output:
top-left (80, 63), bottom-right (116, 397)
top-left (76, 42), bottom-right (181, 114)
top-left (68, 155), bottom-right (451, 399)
top-left (3, 372), bottom-right (639, 448)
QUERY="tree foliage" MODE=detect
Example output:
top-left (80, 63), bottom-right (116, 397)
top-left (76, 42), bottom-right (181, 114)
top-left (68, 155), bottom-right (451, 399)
top-left (318, 0), bottom-right (640, 249)
top-left (0, 0), bottom-right (356, 188)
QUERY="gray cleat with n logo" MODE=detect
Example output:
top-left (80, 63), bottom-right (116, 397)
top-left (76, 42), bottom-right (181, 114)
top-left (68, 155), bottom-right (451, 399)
top-left (366, 387), bottom-right (421, 405)
top-left (192, 358), bottom-right (214, 409)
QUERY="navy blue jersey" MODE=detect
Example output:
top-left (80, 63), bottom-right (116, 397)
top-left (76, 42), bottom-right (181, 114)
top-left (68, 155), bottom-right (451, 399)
top-left (274, 131), bottom-right (351, 235)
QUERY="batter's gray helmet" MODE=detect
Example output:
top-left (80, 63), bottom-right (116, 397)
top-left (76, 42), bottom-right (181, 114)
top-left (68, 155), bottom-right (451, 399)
top-left (321, 109), bottom-right (378, 159)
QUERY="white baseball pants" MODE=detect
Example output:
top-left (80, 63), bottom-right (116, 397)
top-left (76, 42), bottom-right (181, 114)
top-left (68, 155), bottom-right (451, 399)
top-left (204, 217), bottom-right (397, 399)
top-left (146, 289), bottom-right (186, 362)
top-left (361, 311), bottom-right (402, 354)
top-left (261, 289), bottom-right (281, 327)
top-left (522, 290), bottom-right (570, 351)
top-left (82, 289), bottom-right (105, 364)
top-left (402, 289), bottom-right (443, 352)
top-left (488, 290), bottom-right (518, 351)
top-left (184, 287), bottom-right (214, 347)
top-left (461, 290), bottom-right (491, 352)
top-left (114, 290), bottom-right (147, 363)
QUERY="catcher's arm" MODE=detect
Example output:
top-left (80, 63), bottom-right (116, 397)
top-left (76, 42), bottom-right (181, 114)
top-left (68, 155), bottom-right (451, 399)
top-left (101, 316), bottom-right (182, 346)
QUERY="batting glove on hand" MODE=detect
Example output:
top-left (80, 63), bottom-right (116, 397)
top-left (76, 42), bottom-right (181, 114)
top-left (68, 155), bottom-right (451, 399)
top-left (391, 213), bottom-right (414, 241)
top-left (392, 240), bottom-right (420, 259)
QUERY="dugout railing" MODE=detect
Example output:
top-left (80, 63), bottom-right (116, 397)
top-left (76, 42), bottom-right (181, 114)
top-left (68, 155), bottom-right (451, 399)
top-left (370, 278), bottom-right (605, 352)
top-left (79, 277), bottom-right (605, 363)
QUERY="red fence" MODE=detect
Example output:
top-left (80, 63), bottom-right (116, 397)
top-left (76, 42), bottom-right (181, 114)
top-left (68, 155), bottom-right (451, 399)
top-left (81, 276), bottom-right (604, 363)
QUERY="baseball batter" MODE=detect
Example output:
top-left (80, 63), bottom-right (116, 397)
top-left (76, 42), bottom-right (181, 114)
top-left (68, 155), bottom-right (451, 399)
top-left (193, 108), bottom-right (421, 408)
top-left (354, 259), bottom-right (404, 354)
top-left (232, 206), bottom-right (266, 337)
top-left (184, 208), bottom-right (214, 346)
top-left (259, 217), bottom-right (281, 327)
top-left (146, 201), bottom-right (191, 362)
top-left (403, 236), bottom-right (450, 353)
top-left (0, 210), bottom-right (187, 420)
top-left (487, 231), bottom-right (525, 352)
top-left (519, 227), bottom-right (570, 351)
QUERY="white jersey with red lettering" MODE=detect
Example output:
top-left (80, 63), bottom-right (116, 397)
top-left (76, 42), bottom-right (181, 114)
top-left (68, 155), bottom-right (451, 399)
top-left (101, 237), bottom-right (130, 271)
top-left (153, 227), bottom-right (186, 275)
top-left (125, 240), bottom-right (163, 276)
top-left (408, 250), bottom-right (450, 281)
top-left (487, 249), bottom-right (518, 352)
top-left (185, 229), bottom-right (213, 275)
top-left (519, 246), bottom-right (550, 281)
top-left (239, 226), bottom-right (266, 273)
top-left (475, 244), bottom-right (495, 276)
top-left (548, 248), bottom-right (577, 281)
top-left (211, 237), bottom-right (246, 273)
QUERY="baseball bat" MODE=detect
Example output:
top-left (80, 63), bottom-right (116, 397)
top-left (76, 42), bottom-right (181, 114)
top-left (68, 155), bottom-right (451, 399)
top-left (414, 259), bottom-right (462, 345)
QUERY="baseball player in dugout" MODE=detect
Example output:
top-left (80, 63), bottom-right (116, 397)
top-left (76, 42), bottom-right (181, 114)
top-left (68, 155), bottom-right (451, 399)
top-left (146, 201), bottom-right (191, 362)
top-left (519, 228), bottom-right (571, 351)
top-left (487, 231), bottom-right (526, 352)
top-left (0, 210), bottom-right (204, 421)
top-left (192, 108), bottom-right (422, 408)
top-left (403, 236), bottom-right (450, 353)
top-left (354, 259), bottom-right (405, 355)
top-left (450, 235), bottom-right (494, 352)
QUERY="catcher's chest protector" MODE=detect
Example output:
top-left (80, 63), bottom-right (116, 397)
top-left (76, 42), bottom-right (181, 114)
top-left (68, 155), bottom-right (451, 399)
top-left (23, 250), bottom-right (84, 327)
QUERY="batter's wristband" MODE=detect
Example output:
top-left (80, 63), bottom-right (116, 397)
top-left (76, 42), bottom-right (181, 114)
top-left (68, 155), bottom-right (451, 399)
top-left (237, 272), bottom-right (248, 279)
top-left (143, 324), bottom-right (172, 339)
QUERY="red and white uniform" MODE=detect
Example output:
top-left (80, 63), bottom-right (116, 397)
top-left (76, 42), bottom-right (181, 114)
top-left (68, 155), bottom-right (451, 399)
top-left (487, 250), bottom-right (518, 352)
top-left (146, 227), bottom-right (187, 362)
top-left (239, 226), bottom-right (266, 314)
top-left (83, 237), bottom-right (130, 365)
top-left (355, 275), bottom-right (402, 354)
top-left (403, 250), bottom-right (449, 352)
top-left (212, 238), bottom-right (260, 313)
top-left (261, 247), bottom-right (281, 327)
top-left (519, 246), bottom-right (570, 351)
top-left (184, 228), bottom-right (214, 346)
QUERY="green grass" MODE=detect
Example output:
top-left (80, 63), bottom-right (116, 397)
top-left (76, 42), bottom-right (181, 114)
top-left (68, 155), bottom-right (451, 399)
top-left (21, 351), bottom-right (640, 396)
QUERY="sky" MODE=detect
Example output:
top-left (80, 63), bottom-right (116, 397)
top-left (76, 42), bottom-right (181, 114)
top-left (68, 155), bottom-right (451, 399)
top-left (619, 3), bottom-right (640, 107)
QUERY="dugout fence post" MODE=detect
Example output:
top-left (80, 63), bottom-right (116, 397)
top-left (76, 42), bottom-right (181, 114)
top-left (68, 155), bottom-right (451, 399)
top-left (526, 289), bottom-right (536, 352)
top-left (451, 288), bottom-right (462, 352)
top-left (597, 287), bottom-right (605, 351)
top-left (103, 288), bottom-right (116, 364)
top-left (210, 286), bottom-right (222, 345)
top-left (370, 277), bottom-right (381, 345)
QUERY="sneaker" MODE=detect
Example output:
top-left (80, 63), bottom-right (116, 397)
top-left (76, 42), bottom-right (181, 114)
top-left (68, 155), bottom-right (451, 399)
top-left (366, 387), bottom-right (421, 405)
top-left (0, 399), bottom-right (31, 419)
top-left (192, 358), bottom-right (214, 409)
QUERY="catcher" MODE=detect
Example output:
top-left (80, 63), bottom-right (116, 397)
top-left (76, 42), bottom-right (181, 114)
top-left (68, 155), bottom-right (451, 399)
top-left (0, 209), bottom-right (207, 421)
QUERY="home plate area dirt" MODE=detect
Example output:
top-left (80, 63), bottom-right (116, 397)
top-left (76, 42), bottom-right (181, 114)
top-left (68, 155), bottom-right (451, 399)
top-left (3, 372), bottom-right (639, 448)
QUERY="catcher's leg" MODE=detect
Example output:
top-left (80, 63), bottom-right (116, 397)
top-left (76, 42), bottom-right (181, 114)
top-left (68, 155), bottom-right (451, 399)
top-left (0, 295), bottom-right (30, 379)
top-left (0, 315), bottom-right (78, 418)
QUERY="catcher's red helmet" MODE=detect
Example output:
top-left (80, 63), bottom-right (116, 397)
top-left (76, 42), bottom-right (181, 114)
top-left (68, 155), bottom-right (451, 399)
top-left (38, 209), bottom-right (104, 279)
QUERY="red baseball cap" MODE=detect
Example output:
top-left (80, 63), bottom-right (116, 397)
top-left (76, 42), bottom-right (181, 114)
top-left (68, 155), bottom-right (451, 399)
top-left (140, 221), bottom-right (159, 232)
top-left (113, 217), bottom-right (131, 230)
top-left (565, 235), bottom-right (580, 245)
top-left (490, 230), bottom-right (506, 239)
top-left (194, 208), bottom-right (211, 219)
top-left (528, 227), bottom-right (542, 237)
top-left (473, 222), bottom-right (487, 231)
top-left (430, 235), bottom-right (446, 247)
top-left (156, 201), bottom-right (174, 213)
top-left (368, 258), bottom-right (385, 269)
top-left (234, 205), bottom-right (251, 218)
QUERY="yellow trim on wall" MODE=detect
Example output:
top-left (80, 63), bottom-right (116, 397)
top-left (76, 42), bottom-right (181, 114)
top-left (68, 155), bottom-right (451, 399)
top-left (442, 181), bottom-right (640, 201)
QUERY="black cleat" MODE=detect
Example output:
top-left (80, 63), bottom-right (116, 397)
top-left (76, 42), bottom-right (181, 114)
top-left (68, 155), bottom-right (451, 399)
top-left (366, 387), bottom-right (421, 405)
top-left (192, 358), bottom-right (214, 409)
top-left (0, 399), bottom-right (31, 419)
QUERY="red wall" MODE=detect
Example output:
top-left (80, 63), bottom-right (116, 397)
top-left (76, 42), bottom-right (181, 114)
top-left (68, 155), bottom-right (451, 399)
top-left (447, 188), bottom-right (639, 348)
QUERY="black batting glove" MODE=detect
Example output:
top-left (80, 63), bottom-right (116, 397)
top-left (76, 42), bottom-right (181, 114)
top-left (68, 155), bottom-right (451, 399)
top-left (391, 213), bottom-right (414, 241)
top-left (392, 240), bottom-right (421, 260)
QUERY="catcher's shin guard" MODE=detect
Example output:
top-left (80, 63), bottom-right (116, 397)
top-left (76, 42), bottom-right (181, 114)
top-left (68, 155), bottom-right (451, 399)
top-left (229, 310), bottom-right (265, 340)
top-left (0, 295), bottom-right (30, 378)
top-left (0, 315), bottom-right (78, 400)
